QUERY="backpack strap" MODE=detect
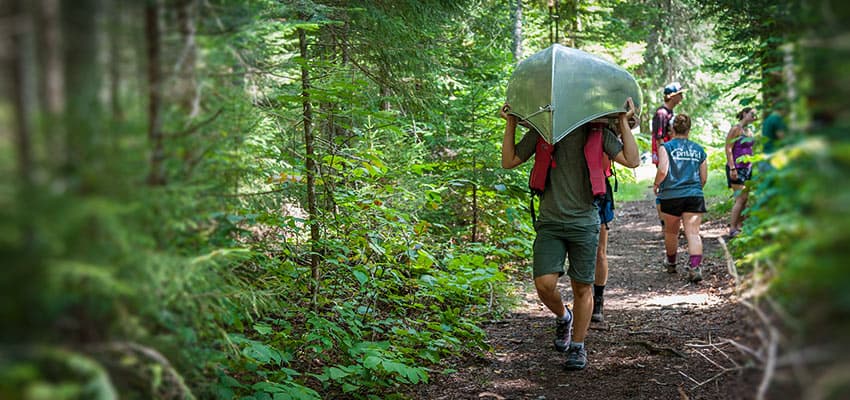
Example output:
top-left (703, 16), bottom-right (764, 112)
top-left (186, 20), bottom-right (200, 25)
top-left (529, 136), bottom-right (555, 195)
top-left (528, 135), bottom-right (556, 223)
top-left (610, 162), bottom-right (618, 193)
top-left (584, 122), bottom-right (608, 201)
top-left (529, 195), bottom-right (537, 224)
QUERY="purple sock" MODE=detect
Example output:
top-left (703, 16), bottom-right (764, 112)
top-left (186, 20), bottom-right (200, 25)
top-left (689, 255), bottom-right (702, 268)
top-left (667, 254), bottom-right (677, 264)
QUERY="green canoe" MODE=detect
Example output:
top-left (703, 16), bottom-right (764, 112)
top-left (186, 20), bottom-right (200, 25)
top-left (505, 44), bottom-right (642, 144)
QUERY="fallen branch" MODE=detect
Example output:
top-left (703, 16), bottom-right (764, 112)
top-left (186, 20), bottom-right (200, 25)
top-left (92, 341), bottom-right (196, 400)
top-left (685, 339), bottom-right (751, 358)
top-left (722, 337), bottom-right (764, 362)
top-left (717, 237), bottom-right (739, 290)
top-left (741, 299), bottom-right (780, 400)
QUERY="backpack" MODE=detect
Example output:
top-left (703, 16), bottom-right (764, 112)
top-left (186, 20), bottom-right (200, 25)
top-left (528, 122), bottom-right (616, 223)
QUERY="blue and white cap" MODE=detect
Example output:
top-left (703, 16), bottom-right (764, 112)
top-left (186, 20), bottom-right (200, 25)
top-left (663, 82), bottom-right (686, 97)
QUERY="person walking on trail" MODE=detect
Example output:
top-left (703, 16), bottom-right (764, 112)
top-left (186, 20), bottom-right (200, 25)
top-left (592, 167), bottom-right (615, 323)
top-left (725, 107), bottom-right (758, 237)
top-left (653, 113), bottom-right (707, 283)
top-left (500, 98), bottom-right (640, 371)
top-left (651, 82), bottom-right (687, 228)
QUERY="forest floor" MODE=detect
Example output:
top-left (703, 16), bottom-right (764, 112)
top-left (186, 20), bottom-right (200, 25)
top-left (413, 199), bottom-right (801, 400)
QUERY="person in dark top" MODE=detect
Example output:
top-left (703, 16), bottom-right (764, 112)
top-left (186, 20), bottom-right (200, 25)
top-left (501, 98), bottom-right (640, 371)
top-left (762, 103), bottom-right (788, 154)
top-left (653, 113), bottom-right (707, 283)
top-left (651, 82), bottom-right (687, 227)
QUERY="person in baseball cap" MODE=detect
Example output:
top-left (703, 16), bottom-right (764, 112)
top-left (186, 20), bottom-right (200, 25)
top-left (663, 82), bottom-right (687, 99)
top-left (651, 81), bottom-right (687, 238)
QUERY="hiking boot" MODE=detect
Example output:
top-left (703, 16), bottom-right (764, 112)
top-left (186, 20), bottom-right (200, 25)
top-left (591, 296), bottom-right (604, 323)
top-left (553, 308), bottom-right (573, 352)
top-left (564, 345), bottom-right (587, 371)
top-left (688, 267), bottom-right (703, 283)
top-left (664, 260), bottom-right (677, 274)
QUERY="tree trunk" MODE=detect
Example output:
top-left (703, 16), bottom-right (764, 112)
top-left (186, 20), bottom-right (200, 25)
top-left (35, 0), bottom-right (65, 177)
top-left (299, 25), bottom-right (321, 308)
top-left (145, 0), bottom-right (165, 186)
top-left (548, 1), bottom-right (555, 45)
top-left (471, 183), bottom-right (479, 242)
top-left (62, 0), bottom-right (100, 191)
top-left (10, 0), bottom-right (33, 189)
top-left (511, 0), bottom-right (523, 62)
top-left (783, 43), bottom-right (797, 123)
top-left (566, 0), bottom-right (580, 48)
top-left (318, 28), bottom-right (339, 214)
top-left (40, 0), bottom-right (64, 114)
top-left (380, 84), bottom-right (391, 111)
top-left (107, 0), bottom-right (122, 120)
top-left (174, 0), bottom-right (199, 119)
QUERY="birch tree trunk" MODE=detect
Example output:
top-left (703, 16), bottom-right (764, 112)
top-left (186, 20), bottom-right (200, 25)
top-left (511, 0), bottom-right (523, 62)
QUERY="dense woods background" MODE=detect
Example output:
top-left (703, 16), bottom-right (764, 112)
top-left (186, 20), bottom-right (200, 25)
top-left (1, 0), bottom-right (848, 398)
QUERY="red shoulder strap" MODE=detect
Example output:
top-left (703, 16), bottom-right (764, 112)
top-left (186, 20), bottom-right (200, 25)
top-left (584, 123), bottom-right (609, 197)
top-left (529, 136), bottom-right (555, 195)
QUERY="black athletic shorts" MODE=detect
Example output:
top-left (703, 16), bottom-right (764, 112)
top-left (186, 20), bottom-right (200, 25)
top-left (659, 196), bottom-right (706, 217)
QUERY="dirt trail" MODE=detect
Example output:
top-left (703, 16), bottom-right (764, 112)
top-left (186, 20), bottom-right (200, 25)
top-left (414, 199), bottom-right (785, 400)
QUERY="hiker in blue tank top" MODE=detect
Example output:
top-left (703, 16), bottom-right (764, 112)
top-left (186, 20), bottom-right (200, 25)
top-left (501, 98), bottom-right (640, 371)
top-left (653, 113), bottom-right (708, 283)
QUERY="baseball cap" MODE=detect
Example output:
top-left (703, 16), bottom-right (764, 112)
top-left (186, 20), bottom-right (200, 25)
top-left (663, 82), bottom-right (686, 97)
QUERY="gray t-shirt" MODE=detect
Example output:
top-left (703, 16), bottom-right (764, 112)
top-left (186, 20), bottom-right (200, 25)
top-left (516, 124), bottom-right (624, 226)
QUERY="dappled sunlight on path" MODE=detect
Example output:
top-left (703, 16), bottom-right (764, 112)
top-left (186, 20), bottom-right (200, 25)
top-left (415, 200), bottom-right (768, 400)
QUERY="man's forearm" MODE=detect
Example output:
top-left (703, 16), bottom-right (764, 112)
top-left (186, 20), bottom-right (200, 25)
top-left (618, 117), bottom-right (640, 167)
top-left (501, 118), bottom-right (521, 169)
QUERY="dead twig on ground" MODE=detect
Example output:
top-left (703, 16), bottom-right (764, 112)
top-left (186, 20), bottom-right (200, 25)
top-left (682, 336), bottom-right (754, 390)
top-left (689, 367), bottom-right (748, 390)
top-left (627, 330), bottom-right (657, 335)
top-left (678, 370), bottom-right (700, 386)
top-left (693, 348), bottom-right (727, 370)
top-left (717, 237), bottom-right (739, 290)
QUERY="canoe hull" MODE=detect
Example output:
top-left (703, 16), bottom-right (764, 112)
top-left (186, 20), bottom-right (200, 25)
top-left (506, 44), bottom-right (642, 144)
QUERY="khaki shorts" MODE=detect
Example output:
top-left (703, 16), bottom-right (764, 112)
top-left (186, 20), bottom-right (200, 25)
top-left (532, 221), bottom-right (600, 284)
